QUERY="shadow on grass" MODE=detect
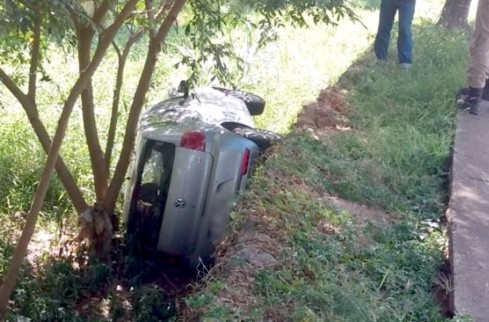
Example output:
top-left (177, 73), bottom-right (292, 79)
top-left (6, 236), bottom-right (204, 322)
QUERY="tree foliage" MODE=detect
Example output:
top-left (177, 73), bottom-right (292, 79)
top-left (181, 0), bottom-right (356, 86)
top-left (0, 0), bottom-right (355, 316)
top-left (0, 0), bottom-right (356, 217)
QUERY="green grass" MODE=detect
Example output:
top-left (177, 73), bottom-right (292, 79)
top-left (0, 1), bottom-right (475, 320)
top-left (247, 11), bottom-right (377, 133)
top-left (181, 16), bottom-right (471, 322)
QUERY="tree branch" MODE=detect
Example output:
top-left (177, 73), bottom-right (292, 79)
top-left (75, 0), bottom-right (142, 201)
top-left (0, 67), bottom-right (88, 214)
top-left (92, 0), bottom-right (111, 25)
top-left (28, 16), bottom-right (42, 99)
top-left (78, 27), bottom-right (109, 202)
top-left (100, 0), bottom-right (140, 45)
top-left (155, 1), bottom-right (175, 23)
top-left (104, 0), bottom-right (188, 214)
top-left (0, 0), bottom-right (139, 315)
top-left (105, 28), bottom-right (146, 173)
top-left (145, 0), bottom-right (156, 23)
top-left (0, 67), bottom-right (30, 105)
top-left (155, 0), bottom-right (185, 43)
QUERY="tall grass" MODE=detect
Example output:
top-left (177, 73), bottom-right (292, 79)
top-left (182, 12), bottom-right (471, 322)
top-left (245, 11), bottom-right (379, 133)
top-left (0, 1), bottom-right (473, 320)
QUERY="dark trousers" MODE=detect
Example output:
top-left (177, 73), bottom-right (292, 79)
top-left (374, 0), bottom-right (415, 64)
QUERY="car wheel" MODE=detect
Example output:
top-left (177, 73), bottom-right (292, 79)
top-left (233, 126), bottom-right (281, 151)
top-left (238, 92), bottom-right (266, 116)
top-left (212, 87), bottom-right (266, 115)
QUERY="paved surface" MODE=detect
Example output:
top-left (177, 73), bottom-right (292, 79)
top-left (449, 100), bottom-right (489, 321)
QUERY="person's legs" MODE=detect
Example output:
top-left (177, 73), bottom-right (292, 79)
top-left (397, 0), bottom-right (415, 64)
top-left (468, 0), bottom-right (489, 90)
top-left (374, 0), bottom-right (398, 61)
top-left (462, 0), bottom-right (489, 114)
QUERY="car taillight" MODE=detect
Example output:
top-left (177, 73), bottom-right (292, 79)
top-left (241, 148), bottom-right (250, 176)
top-left (180, 131), bottom-right (206, 151)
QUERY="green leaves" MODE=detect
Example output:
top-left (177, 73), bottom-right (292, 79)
top-left (0, 0), bottom-right (75, 87)
top-left (179, 0), bottom-right (357, 87)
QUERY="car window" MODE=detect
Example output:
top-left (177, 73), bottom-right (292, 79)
top-left (139, 141), bottom-right (175, 204)
top-left (129, 140), bottom-right (176, 248)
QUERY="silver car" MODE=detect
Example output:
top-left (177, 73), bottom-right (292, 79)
top-left (123, 85), bottom-right (280, 267)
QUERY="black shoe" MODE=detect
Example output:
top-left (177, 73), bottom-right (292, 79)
top-left (456, 87), bottom-right (482, 115)
top-left (457, 95), bottom-right (480, 115)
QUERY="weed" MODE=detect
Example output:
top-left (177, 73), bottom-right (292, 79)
top-left (132, 286), bottom-right (176, 322)
top-left (0, 2), bottom-right (471, 321)
top-left (180, 9), bottom-right (467, 322)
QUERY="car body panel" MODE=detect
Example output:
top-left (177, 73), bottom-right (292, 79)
top-left (123, 87), bottom-right (264, 264)
top-left (139, 87), bottom-right (255, 141)
top-left (157, 147), bottom-right (212, 255)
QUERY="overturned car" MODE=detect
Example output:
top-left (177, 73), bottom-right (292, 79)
top-left (123, 85), bottom-right (280, 266)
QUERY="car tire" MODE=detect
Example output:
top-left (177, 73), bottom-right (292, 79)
top-left (233, 126), bottom-right (281, 151)
top-left (212, 87), bottom-right (266, 115)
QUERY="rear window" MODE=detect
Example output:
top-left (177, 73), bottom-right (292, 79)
top-left (129, 140), bottom-right (176, 248)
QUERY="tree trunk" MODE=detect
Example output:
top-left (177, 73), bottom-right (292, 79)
top-left (23, 106), bottom-right (88, 214)
top-left (77, 27), bottom-right (110, 202)
top-left (0, 18), bottom-right (87, 215)
top-left (103, 0), bottom-right (188, 215)
top-left (0, 70), bottom-right (92, 317)
top-left (438, 0), bottom-right (472, 30)
top-left (27, 19), bottom-right (87, 212)
top-left (0, 104), bottom-right (73, 317)
top-left (105, 31), bottom-right (144, 174)
top-left (0, 1), bottom-right (139, 315)
top-left (105, 49), bottom-right (126, 174)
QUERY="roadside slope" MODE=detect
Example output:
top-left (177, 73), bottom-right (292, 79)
top-left (179, 23), bottom-right (471, 321)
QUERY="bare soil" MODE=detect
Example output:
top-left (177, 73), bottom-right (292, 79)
top-left (296, 87), bottom-right (353, 134)
top-left (180, 87), bottom-right (400, 320)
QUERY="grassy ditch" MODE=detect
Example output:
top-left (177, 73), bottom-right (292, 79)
top-left (179, 22), bottom-right (471, 322)
top-left (0, 1), bottom-right (475, 321)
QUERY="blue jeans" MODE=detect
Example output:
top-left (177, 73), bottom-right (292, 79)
top-left (374, 0), bottom-right (415, 64)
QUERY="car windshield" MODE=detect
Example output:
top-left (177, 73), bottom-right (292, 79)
top-left (129, 140), bottom-right (176, 248)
